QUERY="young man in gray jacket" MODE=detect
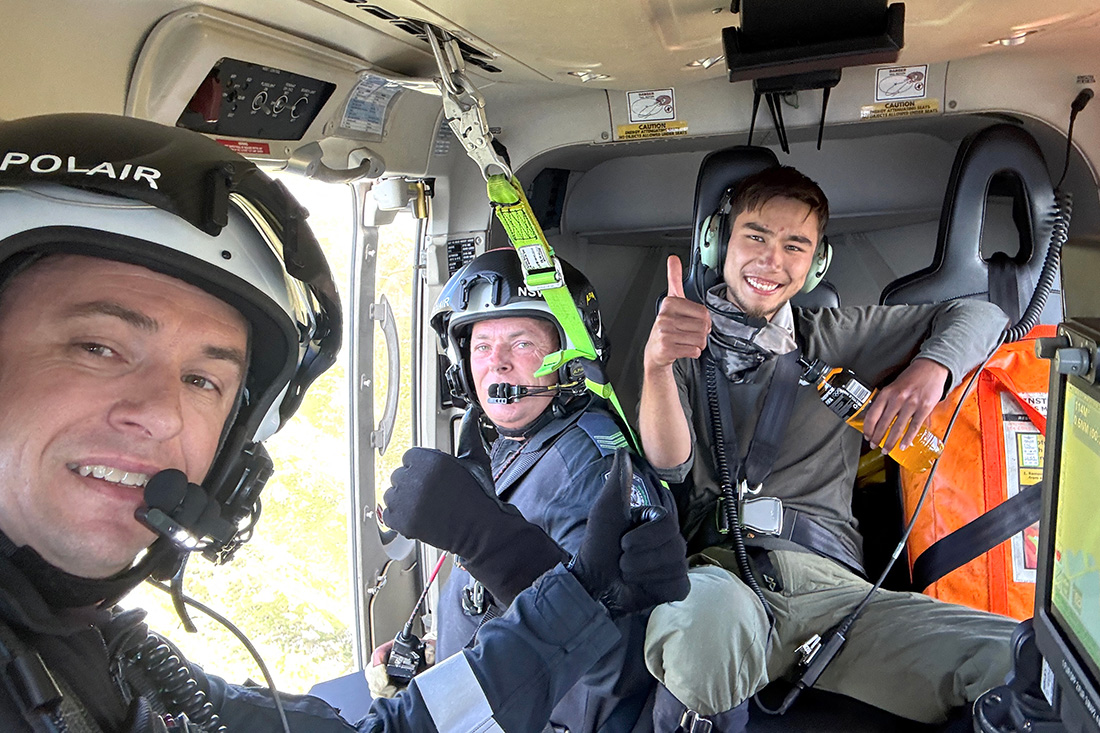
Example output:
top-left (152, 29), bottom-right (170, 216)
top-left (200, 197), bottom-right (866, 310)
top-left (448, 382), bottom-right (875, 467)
top-left (639, 165), bottom-right (1019, 731)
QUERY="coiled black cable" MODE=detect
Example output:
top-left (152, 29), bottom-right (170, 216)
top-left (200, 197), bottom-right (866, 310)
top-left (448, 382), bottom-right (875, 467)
top-left (704, 357), bottom-right (774, 625)
top-left (127, 632), bottom-right (226, 733)
top-left (104, 607), bottom-right (226, 733)
top-left (1003, 189), bottom-right (1072, 343)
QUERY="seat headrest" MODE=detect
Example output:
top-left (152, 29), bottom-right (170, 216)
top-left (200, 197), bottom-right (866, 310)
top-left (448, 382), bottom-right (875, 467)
top-left (687, 146), bottom-right (780, 301)
top-left (791, 279), bottom-right (840, 309)
top-left (880, 124), bottom-right (1057, 322)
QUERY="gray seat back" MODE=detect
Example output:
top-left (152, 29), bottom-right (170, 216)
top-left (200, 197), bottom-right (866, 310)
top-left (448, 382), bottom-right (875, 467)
top-left (880, 124), bottom-right (1058, 324)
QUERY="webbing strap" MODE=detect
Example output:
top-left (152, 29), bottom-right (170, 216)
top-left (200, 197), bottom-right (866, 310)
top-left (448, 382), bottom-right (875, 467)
top-left (708, 349), bottom-right (803, 489)
top-left (486, 173), bottom-right (642, 452)
top-left (911, 483), bottom-right (1042, 591)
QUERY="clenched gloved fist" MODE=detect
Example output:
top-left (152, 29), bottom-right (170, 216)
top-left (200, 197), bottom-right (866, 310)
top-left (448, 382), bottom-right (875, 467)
top-left (382, 410), bottom-right (567, 606)
top-left (569, 450), bottom-right (690, 617)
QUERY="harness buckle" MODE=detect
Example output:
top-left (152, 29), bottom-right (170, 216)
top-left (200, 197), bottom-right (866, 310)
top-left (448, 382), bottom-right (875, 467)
top-left (741, 496), bottom-right (784, 536)
top-left (716, 491), bottom-right (731, 534)
top-left (461, 580), bottom-right (487, 616)
top-left (521, 257), bottom-right (565, 292)
top-left (736, 478), bottom-right (763, 500)
top-left (678, 710), bottom-right (714, 733)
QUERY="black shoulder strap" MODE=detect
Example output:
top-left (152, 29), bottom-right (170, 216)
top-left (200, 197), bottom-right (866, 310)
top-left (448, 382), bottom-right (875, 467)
top-left (708, 348), bottom-right (803, 489)
top-left (743, 350), bottom-right (803, 488)
top-left (911, 482), bottom-right (1042, 591)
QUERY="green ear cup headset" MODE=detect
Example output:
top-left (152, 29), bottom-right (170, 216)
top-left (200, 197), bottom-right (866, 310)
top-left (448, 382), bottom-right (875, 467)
top-left (698, 187), bottom-right (832, 294)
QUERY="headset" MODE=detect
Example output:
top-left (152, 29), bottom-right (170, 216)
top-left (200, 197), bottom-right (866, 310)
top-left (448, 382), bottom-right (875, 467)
top-left (698, 187), bottom-right (833, 295)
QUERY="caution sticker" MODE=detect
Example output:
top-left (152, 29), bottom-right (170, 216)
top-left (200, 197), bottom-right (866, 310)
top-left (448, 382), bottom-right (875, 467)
top-left (859, 99), bottom-right (939, 121)
top-left (616, 120), bottom-right (689, 141)
top-left (340, 73), bottom-right (400, 136)
top-left (875, 65), bottom-right (928, 102)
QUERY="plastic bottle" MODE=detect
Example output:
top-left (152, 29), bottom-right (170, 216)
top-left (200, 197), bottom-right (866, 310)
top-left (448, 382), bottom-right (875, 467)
top-left (799, 357), bottom-right (944, 473)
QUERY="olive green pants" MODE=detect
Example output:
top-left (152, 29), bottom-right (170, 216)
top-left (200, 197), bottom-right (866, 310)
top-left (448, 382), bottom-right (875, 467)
top-left (644, 549), bottom-right (1019, 723)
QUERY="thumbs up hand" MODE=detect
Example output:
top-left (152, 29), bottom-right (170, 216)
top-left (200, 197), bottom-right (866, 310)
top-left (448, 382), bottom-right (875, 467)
top-left (643, 255), bottom-right (712, 371)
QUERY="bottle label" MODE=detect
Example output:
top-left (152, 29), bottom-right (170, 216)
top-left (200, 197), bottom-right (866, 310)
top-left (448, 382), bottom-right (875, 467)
top-left (821, 375), bottom-right (872, 419)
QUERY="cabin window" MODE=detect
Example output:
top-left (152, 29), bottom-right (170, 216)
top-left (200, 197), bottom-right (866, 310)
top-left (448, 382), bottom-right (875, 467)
top-left (122, 173), bottom-right (357, 693)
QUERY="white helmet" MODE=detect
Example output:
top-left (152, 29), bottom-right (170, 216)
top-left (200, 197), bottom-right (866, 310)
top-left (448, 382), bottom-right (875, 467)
top-left (0, 113), bottom-right (341, 569)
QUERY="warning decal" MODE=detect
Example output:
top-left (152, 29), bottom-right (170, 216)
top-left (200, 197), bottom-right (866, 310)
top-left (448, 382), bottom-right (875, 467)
top-left (341, 73), bottom-right (400, 136)
top-left (1001, 390), bottom-right (1045, 584)
top-left (517, 244), bottom-right (552, 271)
top-left (875, 65), bottom-right (928, 102)
top-left (216, 139), bottom-right (271, 156)
top-left (627, 88), bottom-right (676, 123)
top-left (616, 121), bottom-right (689, 141)
top-left (860, 99), bottom-right (939, 121)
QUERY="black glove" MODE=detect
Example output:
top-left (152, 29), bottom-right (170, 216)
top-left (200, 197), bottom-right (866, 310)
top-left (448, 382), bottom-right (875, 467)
top-left (569, 450), bottom-right (690, 617)
top-left (382, 411), bottom-right (567, 606)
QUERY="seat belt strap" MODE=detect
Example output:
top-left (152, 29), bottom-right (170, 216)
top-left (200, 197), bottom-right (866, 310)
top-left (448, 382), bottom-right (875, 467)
top-left (708, 351), bottom-right (867, 574)
top-left (911, 482), bottom-right (1042, 591)
top-left (709, 349), bottom-right (803, 491)
top-left (742, 351), bottom-right (803, 488)
top-left (781, 507), bottom-right (865, 577)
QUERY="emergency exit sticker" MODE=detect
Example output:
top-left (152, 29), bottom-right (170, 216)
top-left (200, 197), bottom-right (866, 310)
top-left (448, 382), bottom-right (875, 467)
top-left (875, 65), bottom-right (928, 102)
top-left (627, 88), bottom-right (676, 123)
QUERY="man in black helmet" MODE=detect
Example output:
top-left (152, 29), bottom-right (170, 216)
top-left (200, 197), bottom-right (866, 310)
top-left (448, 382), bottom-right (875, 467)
top-left (379, 248), bottom-right (680, 733)
top-left (0, 113), bottom-right (689, 733)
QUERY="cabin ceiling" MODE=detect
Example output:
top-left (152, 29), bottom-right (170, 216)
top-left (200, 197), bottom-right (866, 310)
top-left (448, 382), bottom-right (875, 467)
top-left (310, 0), bottom-right (1100, 90)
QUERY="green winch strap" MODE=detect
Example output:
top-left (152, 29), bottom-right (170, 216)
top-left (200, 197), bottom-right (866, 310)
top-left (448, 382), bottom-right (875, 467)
top-left (486, 173), bottom-right (642, 453)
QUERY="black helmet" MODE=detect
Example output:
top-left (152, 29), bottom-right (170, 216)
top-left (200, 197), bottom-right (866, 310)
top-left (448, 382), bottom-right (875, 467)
top-left (430, 248), bottom-right (606, 406)
top-left (0, 113), bottom-right (341, 568)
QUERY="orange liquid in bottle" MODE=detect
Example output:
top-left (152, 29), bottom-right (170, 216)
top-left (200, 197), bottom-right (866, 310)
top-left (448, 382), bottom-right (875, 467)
top-left (847, 409), bottom-right (943, 474)
top-left (801, 359), bottom-right (945, 474)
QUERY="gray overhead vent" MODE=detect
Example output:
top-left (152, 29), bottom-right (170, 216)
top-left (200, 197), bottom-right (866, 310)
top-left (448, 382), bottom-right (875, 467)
top-left (339, 1), bottom-right (502, 73)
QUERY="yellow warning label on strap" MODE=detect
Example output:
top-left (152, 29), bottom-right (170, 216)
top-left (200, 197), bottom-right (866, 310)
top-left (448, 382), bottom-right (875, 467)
top-left (615, 120), bottom-right (689, 140)
top-left (860, 99), bottom-right (940, 121)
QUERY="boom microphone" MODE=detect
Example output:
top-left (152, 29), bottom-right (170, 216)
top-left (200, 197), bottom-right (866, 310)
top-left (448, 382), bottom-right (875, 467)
top-left (136, 469), bottom-right (236, 551)
top-left (487, 382), bottom-right (585, 404)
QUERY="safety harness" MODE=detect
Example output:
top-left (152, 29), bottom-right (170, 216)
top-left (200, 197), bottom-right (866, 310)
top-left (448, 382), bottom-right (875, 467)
top-left (700, 350), bottom-right (867, 578)
top-left (425, 26), bottom-right (641, 453)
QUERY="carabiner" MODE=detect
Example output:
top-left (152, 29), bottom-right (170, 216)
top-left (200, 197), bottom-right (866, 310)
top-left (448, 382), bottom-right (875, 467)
top-left (424, 23), bottom-right (512, 180)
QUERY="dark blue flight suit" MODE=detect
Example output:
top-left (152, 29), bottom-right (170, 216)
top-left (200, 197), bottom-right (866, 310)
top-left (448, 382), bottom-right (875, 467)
top-left (437, 398), bottom-right (672, 733)
top-left (0, 538), bottom-right (619, 733)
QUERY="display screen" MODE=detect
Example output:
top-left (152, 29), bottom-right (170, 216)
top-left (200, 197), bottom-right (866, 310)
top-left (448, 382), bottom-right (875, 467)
top-left (1050, 377), bottom-right (1100, 686)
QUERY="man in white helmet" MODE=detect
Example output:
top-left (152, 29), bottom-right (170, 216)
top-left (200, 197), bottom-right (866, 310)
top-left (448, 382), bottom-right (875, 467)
top-left (0, 113), bottom-right (688, 733)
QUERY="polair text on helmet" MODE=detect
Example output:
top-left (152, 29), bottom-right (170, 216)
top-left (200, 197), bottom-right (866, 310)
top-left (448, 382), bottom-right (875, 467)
top-left (0, 151), bottom-right (161, 190)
